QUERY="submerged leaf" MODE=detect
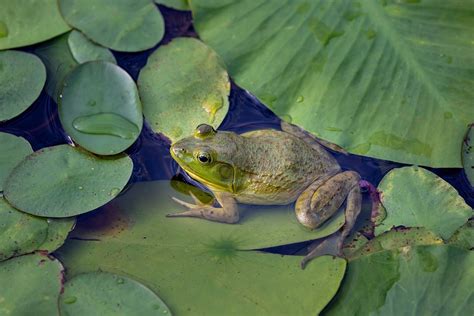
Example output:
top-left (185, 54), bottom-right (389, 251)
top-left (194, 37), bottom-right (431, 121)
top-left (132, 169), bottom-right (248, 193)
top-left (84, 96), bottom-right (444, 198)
top-left (4, 144), bottom-right (133, 218)
top-left (376, 166), bottom-right (472, 239)
top-left (191, 0), bottom-right (474, 167)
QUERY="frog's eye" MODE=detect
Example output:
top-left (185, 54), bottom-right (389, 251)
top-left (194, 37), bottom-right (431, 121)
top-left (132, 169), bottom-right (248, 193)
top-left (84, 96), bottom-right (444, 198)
top-left (196, 152), bottom-right (212, 164)
top-left (195, 124), bottom-right (216, 138)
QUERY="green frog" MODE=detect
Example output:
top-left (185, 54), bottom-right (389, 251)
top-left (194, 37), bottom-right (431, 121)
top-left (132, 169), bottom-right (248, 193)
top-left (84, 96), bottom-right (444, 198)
top-left (168, 122), bottom-right (362, 268)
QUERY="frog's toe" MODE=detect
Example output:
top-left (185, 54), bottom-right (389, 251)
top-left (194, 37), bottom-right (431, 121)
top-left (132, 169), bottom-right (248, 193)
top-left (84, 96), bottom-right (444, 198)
top-left (300, 233), bottom-right (343, 269)
top-left (166, 209), bottom-right (203, 218)
top-left (171, 196), bottom-right (199, 209)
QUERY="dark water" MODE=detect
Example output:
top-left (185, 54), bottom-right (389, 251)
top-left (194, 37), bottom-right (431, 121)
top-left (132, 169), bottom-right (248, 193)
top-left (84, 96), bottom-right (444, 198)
top-left (1, 5), bottom-right (472, 255)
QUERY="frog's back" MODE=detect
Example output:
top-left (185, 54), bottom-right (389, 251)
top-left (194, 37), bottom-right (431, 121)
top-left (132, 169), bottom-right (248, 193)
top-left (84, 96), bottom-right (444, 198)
top-left (234, 129), bottom-right (339, 205)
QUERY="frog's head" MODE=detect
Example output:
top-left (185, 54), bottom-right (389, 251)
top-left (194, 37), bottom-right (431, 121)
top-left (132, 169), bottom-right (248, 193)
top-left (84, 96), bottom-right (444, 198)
top-left (170, 124), bottom-right (241, 192)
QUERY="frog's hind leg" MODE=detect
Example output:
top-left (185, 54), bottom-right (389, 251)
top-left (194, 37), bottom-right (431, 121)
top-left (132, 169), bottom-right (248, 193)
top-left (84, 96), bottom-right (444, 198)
top-left (296, 171), bottom-right (362, 269)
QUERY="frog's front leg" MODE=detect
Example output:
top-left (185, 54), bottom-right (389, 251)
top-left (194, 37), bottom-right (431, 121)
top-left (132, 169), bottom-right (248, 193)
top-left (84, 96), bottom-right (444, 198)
top-left (167, 191), bottom-right (239, 224)
top-left (296, 171), bottom-right (362, 268)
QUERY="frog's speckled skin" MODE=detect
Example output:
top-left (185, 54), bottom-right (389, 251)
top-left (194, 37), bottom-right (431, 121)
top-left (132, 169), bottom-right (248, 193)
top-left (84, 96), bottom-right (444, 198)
top-left (169, 123), bottom-right (362, 268)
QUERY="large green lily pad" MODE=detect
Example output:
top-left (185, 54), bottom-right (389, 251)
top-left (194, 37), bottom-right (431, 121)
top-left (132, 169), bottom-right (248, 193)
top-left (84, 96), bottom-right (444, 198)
top-left (4, 144), bottom-right (133, 218)
top-left (326, 245), bottom-right (474, 315)
top-left (462, 124), bottom-right (474, 187)
top-left (0, 198), bottom-right (75, 261)
top-left (0, 0), bottom-right (70, 50)
top-left (0, 253), bottom-right (64, 315)
top-left (59, 61), bottom-right (143, 155)
top-left (0, 132), bottom-right (33, 191)
top-left (60, 272), bottom-right (172, 315)
top-left (68, 30), bottom-right (116, 65)
top-left (191, 0), bottom-right (474, 167)
top-left (0, 50), bottom-right (46, 121)
top-left (376, 166), bottom-right (472, 239)
top-left (56, 180), bottom-right (347, 315)
top-left (138, 37), bottom-right (230, 142)
top-left (59, 0), bottom-right (165, 52)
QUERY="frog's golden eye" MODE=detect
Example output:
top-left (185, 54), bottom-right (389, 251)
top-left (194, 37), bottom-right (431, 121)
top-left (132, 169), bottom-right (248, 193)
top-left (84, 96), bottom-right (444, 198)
top-left (195, 124), bottom-right (216, 138)
top-left (196, 152), bottom-right (212, 164)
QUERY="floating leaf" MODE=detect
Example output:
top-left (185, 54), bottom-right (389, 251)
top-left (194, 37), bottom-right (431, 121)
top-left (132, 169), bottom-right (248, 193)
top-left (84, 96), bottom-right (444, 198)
top-left (4, 144), bottom-right (133, 218)
top-left (0, 198), bottom-right (74, 261)
top-left (448, 220), bottom-right (474, 251)
top-left (0, 50), bottom-right (46, 121)
top-left (59, 61), bottom-right (143, 155)
top-left (191, 0), bottom-right (474, 167)
top-left (34, 33), bottom-right (79, 100)
top-left (138, 37), bottom-right (230, 142)
top-left (0, 253), bottom-right (64, 315)
top-left (348, 227), bottom-right (443, 261)
top-left (56, 181), bottom-right (347, 315)
top-left (0, 0), bottom-right (70, 50)
top-left (0, 132), bottom-right (33, 191)
top-left (59, 0), bottom-right (165, 52)
top-left (462, 124), bottom-right (474, 187)
top-left (376, 166), bottom-right (472, 239)
top-left (326, 246), bottom-right (474, 315)
top-left (67, 30), bottom-right (116, 64)
top-left (155, 0), bottom-right (189, 11)
top-left (60, 272), bottom-right (172, 315)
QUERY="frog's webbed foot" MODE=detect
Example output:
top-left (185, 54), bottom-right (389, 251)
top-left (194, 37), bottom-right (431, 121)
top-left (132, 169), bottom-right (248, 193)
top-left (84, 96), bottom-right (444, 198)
top-left (167, 191), bottom-right (239, 224)
top-left (300, 232), bottom-right (343, 269)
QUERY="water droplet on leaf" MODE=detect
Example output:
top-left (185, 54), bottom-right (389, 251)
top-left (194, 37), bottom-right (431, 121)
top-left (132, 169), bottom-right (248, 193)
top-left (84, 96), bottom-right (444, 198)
top-left (63, 296), bottom-right (77, 304)
top-left (109, 187), bottom-right (121, 197)
top-left (296, 95), bottom-right (304, 103)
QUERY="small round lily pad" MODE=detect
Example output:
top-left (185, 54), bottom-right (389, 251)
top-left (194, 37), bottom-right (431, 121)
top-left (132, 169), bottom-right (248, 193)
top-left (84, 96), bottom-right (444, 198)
top-left (0, 253), bottom-right (64, 315)
top-left (59, 271), bottom-right (172, 315)
top-left (462, 124), bottom-right (474, 187)
top-left (0, 132), bottom-right (33, 191)
top-left (138, 38), bottom-right (230, 141)
top-left (0, 0), bottom-right (71, 50)
top-left (59, 0), bottom-right (165, 52)
top-left (59, 61), bottom-right (143, 155)
top-left (4, 144), bottom-right (133, 217)
top-left (68, 30), bottom-right (116, 64)
top-left (0, 197), bottom-right (74, 261)
top-left (0, 50), bottom-right (46, 121)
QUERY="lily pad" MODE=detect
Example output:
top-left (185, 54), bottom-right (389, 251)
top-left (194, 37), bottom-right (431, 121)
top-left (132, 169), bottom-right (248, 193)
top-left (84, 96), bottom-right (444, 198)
top-left (326, 246), bottom-right (474, 315)
top-left (448, 220), bottom-right (474, 251)
top-left (59, 0), bottom-right (165, 52)
top-left (137, 37), bottom-right (230, 141)
top-left (0, 50), bottom-right (46, 121)
top-left (56, 181), bottom-right (347, 315)
top-left (68, 30), bottom-right (116, 64)
top-left (0, 0), bottom-right (70, 50)
top-left (34, 33), bottom-right (79, 100)
top-left (376, 166), bottom-right (472, 239)
top-left (59, 61), bottom-right (143, 155)
top-left (60, 272), bottom-right (172, 315)
top-left (462, 124), bottom-right (474, 186)
top-left (0, 253), bottom-right (64, 316)
top-left (191, 0), bottom-right (474, 167)
top-left (155, 0), bottom-right (189, 11)
top-left (0, 198), bottom-right (75, 261)
top-left (4, 144), bottom-right (133, 218)
top-left (0, 132), bottom-right (33, 191)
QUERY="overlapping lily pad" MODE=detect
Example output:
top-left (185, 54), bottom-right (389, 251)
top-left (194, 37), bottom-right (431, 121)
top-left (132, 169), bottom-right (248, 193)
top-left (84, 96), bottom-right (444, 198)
top-left (59, 0), bottom-right (165, 52)
top-left (0, 50), bottom-right (46, 121)
top-left (191, 0), bottom-right (474, 167)
top-left (0, 132), bottom-right (33, 190)
top-left (0, 0), bottom-right (70, 50)
top-left (155, 0), bottom-right (189, 11)
top-left (0, 198), bottom-right (75, 261)
top-left (326, 246), bottom-right (474, 315)
top-left (59, 61), bottom-right (143, 155)
top-left (56, 181), bottom-right (347, 315)
top-left (138, 37), bottom-right (230, 142)
top-left (0, 253), bottom-right (64, 315)
top-left (376, 166), bottom-right (472, 239)
top-left (4, 144), bottom-right (133, 218)
top-left (68, 30), bottom-right (116, 64)
top-left (60, 272), bottom-right (172, 315)
top-left (462, 124), bottom-right (474, 186)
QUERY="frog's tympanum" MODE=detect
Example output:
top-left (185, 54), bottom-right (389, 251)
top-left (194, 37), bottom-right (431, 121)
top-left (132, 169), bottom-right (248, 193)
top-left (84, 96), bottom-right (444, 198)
top-left (169, 122), bottom-right (362, 268)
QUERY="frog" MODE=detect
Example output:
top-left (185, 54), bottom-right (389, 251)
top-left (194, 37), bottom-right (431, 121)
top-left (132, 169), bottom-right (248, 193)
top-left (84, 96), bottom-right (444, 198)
top-left (168, 122), bottom-right (362, 268)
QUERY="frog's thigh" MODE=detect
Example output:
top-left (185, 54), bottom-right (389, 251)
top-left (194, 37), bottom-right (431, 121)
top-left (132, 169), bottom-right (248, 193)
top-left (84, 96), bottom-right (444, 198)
top-left (295, 171), bottom-right (360, 229)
